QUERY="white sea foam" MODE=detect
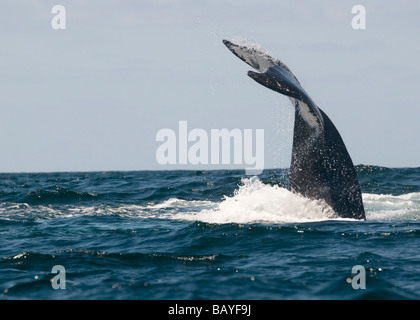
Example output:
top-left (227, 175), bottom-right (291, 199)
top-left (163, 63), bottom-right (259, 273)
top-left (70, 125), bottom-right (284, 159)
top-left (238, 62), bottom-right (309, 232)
top-left (171, 176), bottom-right (337, 224)
top-left (171, 178), bottom-right (420, 224)
top-left (363, 192), bottom-right (420, 221)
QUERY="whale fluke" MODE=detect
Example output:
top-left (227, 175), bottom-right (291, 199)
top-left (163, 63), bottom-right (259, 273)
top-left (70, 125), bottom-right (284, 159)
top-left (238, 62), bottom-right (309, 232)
top-left (223, 39), bottom-right (366, 220)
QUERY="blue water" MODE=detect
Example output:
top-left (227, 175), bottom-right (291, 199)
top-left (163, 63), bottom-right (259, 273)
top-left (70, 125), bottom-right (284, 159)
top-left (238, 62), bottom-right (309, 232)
top-left (0, 166), bottom-right (419, 300)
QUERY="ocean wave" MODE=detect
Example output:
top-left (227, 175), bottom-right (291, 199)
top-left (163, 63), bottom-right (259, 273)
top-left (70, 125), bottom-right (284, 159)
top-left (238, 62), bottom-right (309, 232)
top-left (54, 249), bottom-right (220, 263)
top-left (23, 188), bottom-right (97, 205)
top-left (0, 199), bottom-right (214, 221)
top-left (1, 178), bottom-right (419, 223)
top-left (363, 192), bottom-right (420, 220)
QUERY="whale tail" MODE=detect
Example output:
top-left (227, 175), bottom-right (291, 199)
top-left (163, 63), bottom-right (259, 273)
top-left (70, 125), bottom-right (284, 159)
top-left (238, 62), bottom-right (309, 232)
top-left (223, 39), bottom-right (366, 220)
top-left (223, 39), bottom-right (325, 133)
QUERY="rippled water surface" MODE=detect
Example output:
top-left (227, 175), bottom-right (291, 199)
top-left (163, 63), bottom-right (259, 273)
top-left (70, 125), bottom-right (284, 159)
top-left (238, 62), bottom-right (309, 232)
top-left (0, 166), bottom-right (419, 299)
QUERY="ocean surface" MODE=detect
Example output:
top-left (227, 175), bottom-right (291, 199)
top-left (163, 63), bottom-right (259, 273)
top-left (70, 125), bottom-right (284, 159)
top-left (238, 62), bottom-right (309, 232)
top-left (0, 165), bottom-right (419, 300)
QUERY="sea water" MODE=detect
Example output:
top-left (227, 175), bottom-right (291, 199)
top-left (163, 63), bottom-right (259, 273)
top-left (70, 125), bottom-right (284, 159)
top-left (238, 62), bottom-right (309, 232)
top-left (0, 166), bottom-right (419, 299)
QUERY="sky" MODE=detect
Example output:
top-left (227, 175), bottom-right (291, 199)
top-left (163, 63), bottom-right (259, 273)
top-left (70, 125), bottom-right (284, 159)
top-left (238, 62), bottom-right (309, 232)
top-left (1, 0), bottom-right (419, 172)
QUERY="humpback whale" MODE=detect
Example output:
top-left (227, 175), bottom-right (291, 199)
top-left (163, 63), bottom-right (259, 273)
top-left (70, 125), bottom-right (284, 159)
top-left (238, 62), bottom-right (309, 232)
top-left (223, 39), bottom-right (366, 220)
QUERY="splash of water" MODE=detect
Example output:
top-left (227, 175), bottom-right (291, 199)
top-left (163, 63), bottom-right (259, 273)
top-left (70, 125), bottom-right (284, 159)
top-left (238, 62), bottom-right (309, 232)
top-left (172, 176), bottom-right (337, 224)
